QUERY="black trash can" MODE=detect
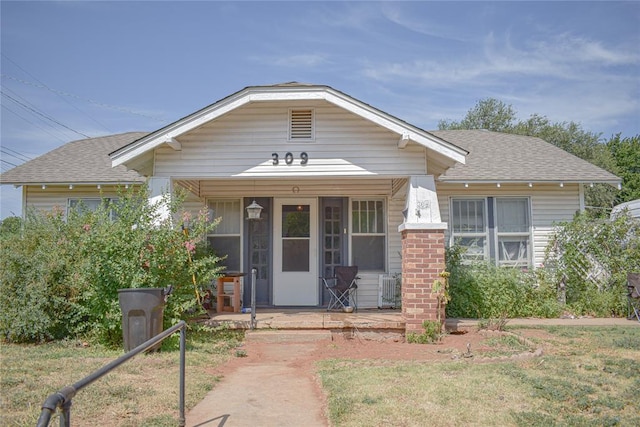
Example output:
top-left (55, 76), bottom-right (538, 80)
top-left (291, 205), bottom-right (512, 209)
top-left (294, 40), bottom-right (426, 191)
top-left (117, 288), bottom-right (167, 352)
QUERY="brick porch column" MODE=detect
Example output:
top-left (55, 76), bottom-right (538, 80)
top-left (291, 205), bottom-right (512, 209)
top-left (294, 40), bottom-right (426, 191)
top-left (400, 227), bottom-right (446, 334)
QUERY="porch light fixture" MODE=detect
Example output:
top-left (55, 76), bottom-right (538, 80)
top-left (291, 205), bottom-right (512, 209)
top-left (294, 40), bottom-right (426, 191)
top-left (69, 184), bottom-right (73, 190)
top-left (496, 183), bottom-right (501, 188)
top-left (246, 200), bottom-right (264, 220)
top-left (41, 185), bottom-right (46, 190)
top-left (464, 183), bottom-right (469, 188)
top-left (559, 182), bottom-right (564, 188)
top-left (528, 182), bottom-right (533, 188)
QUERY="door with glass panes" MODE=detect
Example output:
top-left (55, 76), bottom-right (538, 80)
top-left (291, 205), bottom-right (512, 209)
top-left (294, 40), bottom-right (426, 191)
top-left (273, 198), bottom-right (318, 305)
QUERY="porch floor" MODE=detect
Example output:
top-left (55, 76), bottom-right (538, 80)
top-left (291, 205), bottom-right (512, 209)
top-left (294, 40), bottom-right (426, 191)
top-left (203, 308), bottom-right (405, 332)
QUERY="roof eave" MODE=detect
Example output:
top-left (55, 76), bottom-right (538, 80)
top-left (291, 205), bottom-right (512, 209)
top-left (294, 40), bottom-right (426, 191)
top-left (111, 84), bottom-right (467, 167)
top-left (438, 178), bottom-right (622, 187)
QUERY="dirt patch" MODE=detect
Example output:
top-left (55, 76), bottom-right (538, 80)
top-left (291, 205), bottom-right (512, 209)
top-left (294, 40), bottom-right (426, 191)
top-left (188, 329), bottom-right (544, 426)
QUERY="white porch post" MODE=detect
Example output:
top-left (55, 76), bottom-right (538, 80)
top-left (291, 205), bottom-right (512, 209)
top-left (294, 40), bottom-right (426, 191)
top-left (398, 176), bottom-right (448, 334)
top-left (148, 177), bottom-right (173, 225)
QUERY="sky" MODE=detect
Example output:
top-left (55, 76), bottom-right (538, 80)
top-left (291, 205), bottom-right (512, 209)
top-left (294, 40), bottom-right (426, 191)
top-left (1, 1), bottom-right (639, 219)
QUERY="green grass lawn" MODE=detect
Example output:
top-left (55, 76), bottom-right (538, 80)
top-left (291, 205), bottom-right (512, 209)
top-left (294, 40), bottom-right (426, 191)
top-left (318, 326), bottom-right (640, 427)
top-left (0, 326), bottom-right (243, 427)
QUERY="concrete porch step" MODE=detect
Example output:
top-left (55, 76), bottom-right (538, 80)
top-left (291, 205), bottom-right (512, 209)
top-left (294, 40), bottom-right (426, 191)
top-left (244, 330), bottom-right (333, 343)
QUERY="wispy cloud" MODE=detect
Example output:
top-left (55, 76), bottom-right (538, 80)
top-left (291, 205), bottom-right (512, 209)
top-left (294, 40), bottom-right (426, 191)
top-left (268, 54), bottom-right (330, 68)
top-left (364, 30), bottom-right (639, 88)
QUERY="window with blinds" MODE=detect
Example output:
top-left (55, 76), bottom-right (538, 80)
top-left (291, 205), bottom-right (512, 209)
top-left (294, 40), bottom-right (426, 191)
top-left (289, 109), bottom-right (314, 141)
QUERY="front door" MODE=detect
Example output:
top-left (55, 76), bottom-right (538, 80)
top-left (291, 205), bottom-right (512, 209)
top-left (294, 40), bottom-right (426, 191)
top-left (273, 198), bottom-right (318, 305)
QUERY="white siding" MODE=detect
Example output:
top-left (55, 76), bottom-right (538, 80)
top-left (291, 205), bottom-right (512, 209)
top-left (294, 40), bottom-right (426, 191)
top-left (24, 185), bottom-right (125, 215)
top-left (437, 183), bottom-right (581, 267)
top-left (155, 101), bottom-right (427, 178)
top-left (178, 178), bottom-right (406, 309)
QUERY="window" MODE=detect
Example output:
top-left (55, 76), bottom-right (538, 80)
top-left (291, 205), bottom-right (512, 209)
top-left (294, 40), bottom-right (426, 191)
top-left (68, 198), bottom-right (117, 220)
top-left (451, 199), bottom-right (488, 263)
top-left (207, 199), bottom-right (241, 272)
top-left (496, 198), bottom-right (531, 267)
top-left (450, 197), bottom-right (531, 267)
top-left (289, 109), bottom-right (314, 141)
top-left (351, 199), bottom-right (385, 271)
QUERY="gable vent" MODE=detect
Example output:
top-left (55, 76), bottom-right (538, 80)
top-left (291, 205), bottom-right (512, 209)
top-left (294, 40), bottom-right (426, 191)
top-left (289, 109), bottom-right (314, 140)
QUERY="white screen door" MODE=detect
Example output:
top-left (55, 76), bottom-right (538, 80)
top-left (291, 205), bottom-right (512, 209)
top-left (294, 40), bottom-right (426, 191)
top-left (273, 198), bottom-right (318, 305)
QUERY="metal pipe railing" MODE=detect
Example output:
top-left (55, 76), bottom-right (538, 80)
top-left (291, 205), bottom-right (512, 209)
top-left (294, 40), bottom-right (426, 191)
top-left (36, 320), bottom-right (187, 427)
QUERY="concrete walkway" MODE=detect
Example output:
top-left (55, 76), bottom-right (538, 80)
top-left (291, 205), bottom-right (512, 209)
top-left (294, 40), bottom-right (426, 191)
top-left (185, 337), bottom-right (328, 427)
top-left (186, 316), bottom-right (638, 426)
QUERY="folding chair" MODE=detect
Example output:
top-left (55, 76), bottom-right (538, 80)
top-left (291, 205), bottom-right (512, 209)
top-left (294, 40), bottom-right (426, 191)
top-left (627, 273), bottom-right (640, 323)
top-left (321, 266), bottom-right (359, 311)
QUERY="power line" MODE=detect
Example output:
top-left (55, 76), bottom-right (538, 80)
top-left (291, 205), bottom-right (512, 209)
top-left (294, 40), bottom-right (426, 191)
top-left (1, 158), bottom-right (19, 169)
top-left (1, 72), bottom-right (167, 123)
top-left (1, 104), bottom-right (70, 145)
top-left (1, 149), bottom-right (31, 163)
top-left (1, 54), bottom-right (114, 133)
top-left (1, 90), bottom-right (91, 138)
top-left (2, 84), bottom-right (88, 140)
top-left (2, 146), bottom-right (33, 161)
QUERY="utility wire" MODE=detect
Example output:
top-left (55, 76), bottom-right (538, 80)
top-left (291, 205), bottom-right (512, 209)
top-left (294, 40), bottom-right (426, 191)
top-left (2, 84), bottom-right (87, 140)
top-left (2, 92), bottom-right (81, 142)
top-left (1, 104), bottom-right (70, 145)
top-left (1, 91), bottom-right (91, 138)
top-left (1, 54), bottom-right (114, 133)
top-left (1, 149), bottom-right (31, 163)
top-left (1, 146), bottom-right (33, 162)
top-left (1, 158), bottom-right (19, 168)
top-left (1, 72), bottom-right (167, 123)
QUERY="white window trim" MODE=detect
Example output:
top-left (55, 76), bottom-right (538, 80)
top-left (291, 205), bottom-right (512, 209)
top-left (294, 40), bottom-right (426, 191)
top-left (349, 197), bottom-right (387, 272)
top-left (206, 198), bottom-right (244, 272)
top-left (450, 197), bottom-right (489, 263)
top-left (449, 196), bottom-right (533, 268)
top-left (493, 197), bottom-right (533, 268)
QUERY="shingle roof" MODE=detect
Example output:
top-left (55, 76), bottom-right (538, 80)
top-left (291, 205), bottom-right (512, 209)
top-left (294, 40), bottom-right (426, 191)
top-left (1, 129), bottom-right (621, 186)
top-left (0, 132), bottom-right (148, 185)
top-left (432, 130), bottom-right (620, 184)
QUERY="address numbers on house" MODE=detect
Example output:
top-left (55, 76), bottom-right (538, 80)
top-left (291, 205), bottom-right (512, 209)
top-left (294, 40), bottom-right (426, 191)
top-left (272, 152), bottom-right (309, 165)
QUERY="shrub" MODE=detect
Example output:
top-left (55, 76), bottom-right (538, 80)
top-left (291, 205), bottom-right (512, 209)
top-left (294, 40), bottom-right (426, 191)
top-left (445, 246), bottom-right (562, 319)
top-left (407, 320), bottom-right (443, 344)
top-left (0, 185), bottom-right (223, 346)
top-left (0, 208), bottom-right (87, 342)
top-left (546, 210), bottom-right (640, 317)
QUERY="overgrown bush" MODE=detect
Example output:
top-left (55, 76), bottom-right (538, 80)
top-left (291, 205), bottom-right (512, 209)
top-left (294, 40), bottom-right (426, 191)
top-left (445, 246), bottom-right (562, 319)
top-left (446, 209), bottom-right (640, 319)
top-left (0, 185), bottom-right (222, 346)
top-left (0, 208), bottom-right (86, 342)
top-left (546, 210), bottom-right (640, 317)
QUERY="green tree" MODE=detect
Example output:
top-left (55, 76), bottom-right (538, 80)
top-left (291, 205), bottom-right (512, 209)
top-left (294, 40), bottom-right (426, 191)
top-left (607, 134), bottom-right (640, 203)
top-left (438, 98), bottom-right (516, 132)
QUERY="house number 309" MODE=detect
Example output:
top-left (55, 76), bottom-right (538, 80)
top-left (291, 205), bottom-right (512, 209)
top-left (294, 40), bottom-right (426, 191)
top-left (272, 152), bottom-right (308, 165)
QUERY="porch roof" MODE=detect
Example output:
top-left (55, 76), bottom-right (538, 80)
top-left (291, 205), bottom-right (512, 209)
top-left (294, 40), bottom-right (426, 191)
top-left (109, 83), bottom-right (468, 168)
top-left (433, 130), bottom-right (620, 185)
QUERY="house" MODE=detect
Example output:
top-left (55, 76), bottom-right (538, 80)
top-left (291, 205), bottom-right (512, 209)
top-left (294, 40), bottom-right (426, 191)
top-left (0, 83), bottom-right (620, 333)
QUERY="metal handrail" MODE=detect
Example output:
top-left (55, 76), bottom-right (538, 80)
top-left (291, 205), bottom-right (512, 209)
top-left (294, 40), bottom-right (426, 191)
top-left (36, 320), bottom-right (187, 427)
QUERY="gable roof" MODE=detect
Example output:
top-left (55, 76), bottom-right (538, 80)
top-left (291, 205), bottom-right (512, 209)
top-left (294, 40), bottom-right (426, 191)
top-left (110, 83), bottom-right (468, 167)
top-left (432, 130), bottom-right (620, 185)
top-left (0, 132), bottom-right (147, 186)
